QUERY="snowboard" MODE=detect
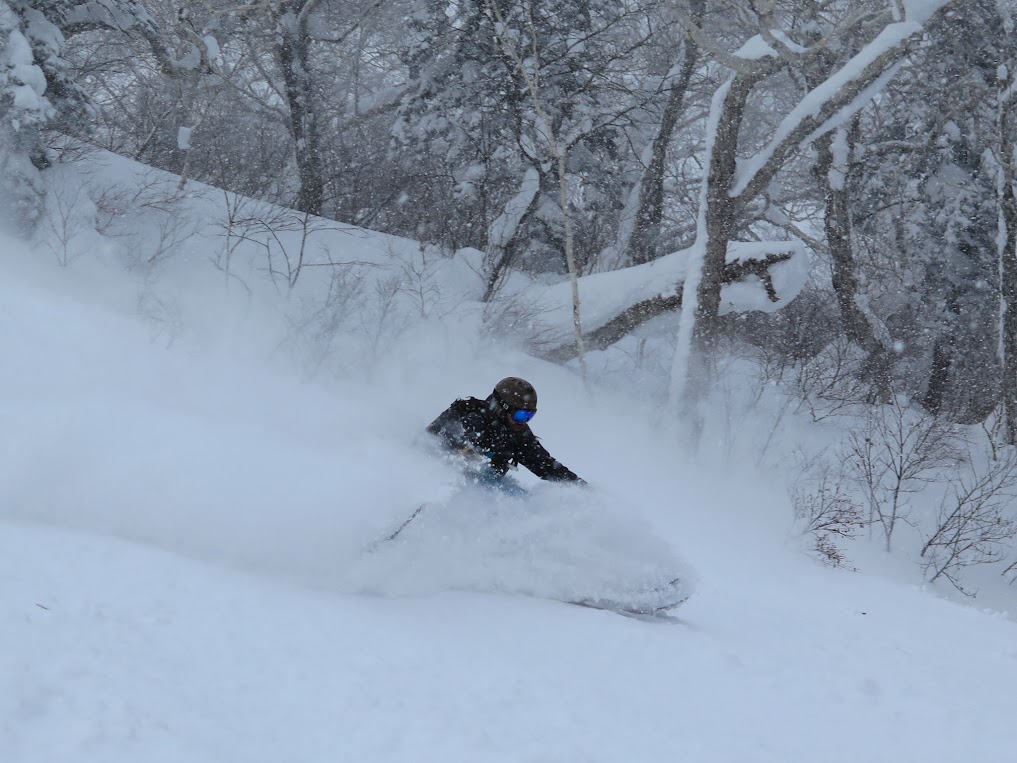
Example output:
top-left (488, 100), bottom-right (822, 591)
top-left (569, 577), bottom-right (689, 618)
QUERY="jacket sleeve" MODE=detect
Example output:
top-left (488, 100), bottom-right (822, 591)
top-left (426, 399), bottom-right (478, 451)
top-left (517, 431), bottom-right (583, 483)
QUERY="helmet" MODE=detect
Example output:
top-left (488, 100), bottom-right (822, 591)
top-left (493, 377), bottom-right (537, 412)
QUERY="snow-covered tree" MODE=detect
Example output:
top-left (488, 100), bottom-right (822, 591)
top-left (0, 0), bottom-right (215, 233)
top-left (395, 0), bottom-right (654, 297)
top-left (671, 0), bottom-right (958, 436)
top-left (844, 0), bottom-right (1005, 422)
top-left (210, 0), bottom-right (400, 216)
top-left (0, 0), bottom-right (89, 232)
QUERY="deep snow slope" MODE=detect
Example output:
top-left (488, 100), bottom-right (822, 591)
top-left (3, 222), bottom-right (1017, 762)
top-left (6, 518), bottom-right (1017, 763)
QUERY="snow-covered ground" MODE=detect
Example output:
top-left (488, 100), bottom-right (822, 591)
top-left (6, 518), bottom-right (1017, 763)
top-left (3, 154), bottom-right (1017, 761)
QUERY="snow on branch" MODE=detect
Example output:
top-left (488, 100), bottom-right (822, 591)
top-left (482, 167), bottom-right (541, 300)
top-left (489, 168), bottom-right (541, 253)
top-left (61, 1), bottom-right (215, 74)
top-left (903, 0), bottom-right (953, 24)
top-left (731, 1), bottom-right (956, 202)
top-left (62, 1), bottom-right (157, 34)
top-left (732, 22), bottom-right (918, 200)
top-left (539, 241), bottom-right (808, 362)
top-left (674, 7), bottom-right (766, 75)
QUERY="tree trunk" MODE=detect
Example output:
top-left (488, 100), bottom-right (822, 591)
top-left (278, 7), bottom-right (325, 217)
top-left (688, 74), bottom-right (755, 382)
top-left (1000, 158), bottom-right (1017, 444)
top-left (555, 148), bottom-right (588, 379)
top-left (922, 340), bottom-right (951, 416)
top-left (482, 166), bottom-right (543, 301)
top-left (627, 0), bottom-right (703, 266)
top-left (814, 124), bottom-right (892, 402)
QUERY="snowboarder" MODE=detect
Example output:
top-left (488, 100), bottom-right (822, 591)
top-left (426, 377), bottom-right (584, 484)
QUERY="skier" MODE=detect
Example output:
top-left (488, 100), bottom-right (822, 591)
top-left (426, 377), bottom-right (584, 485)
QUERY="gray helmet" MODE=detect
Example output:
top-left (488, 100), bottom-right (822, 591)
top-left (493, 376), bottom-right (537, 412)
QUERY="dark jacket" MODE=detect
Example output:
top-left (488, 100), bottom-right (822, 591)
top-left (426, 397), bottom-right (582, 482)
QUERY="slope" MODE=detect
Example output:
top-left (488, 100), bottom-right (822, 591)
top-left (2, 178), bottom-right (1017, 761)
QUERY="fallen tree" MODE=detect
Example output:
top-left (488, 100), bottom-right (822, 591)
top-left (538, 243), bottom-right (804, 363)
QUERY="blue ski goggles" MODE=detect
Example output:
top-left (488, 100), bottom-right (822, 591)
top-left (511, 408), bottom-right (536, 423)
